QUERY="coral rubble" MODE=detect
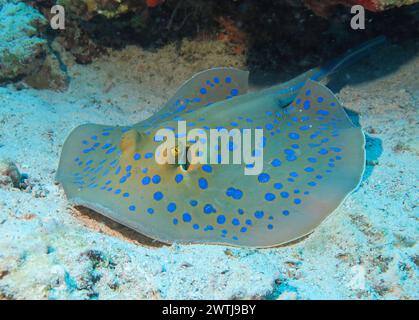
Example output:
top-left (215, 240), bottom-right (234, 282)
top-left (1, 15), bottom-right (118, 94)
top-left (0, 158), bottom-right (22, 189)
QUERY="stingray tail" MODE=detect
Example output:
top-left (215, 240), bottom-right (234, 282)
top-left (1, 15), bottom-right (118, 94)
top-left (311, 36), bottom-right (387, 81)
top-left (271, 36), bottom-right (386, 104)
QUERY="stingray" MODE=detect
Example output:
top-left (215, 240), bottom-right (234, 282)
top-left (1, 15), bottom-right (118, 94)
top-left (57, 37), bottom-right (384, 247)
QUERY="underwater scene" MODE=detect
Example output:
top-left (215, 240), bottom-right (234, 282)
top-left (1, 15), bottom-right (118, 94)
top-left (0, 0), bottom-right (418, 300)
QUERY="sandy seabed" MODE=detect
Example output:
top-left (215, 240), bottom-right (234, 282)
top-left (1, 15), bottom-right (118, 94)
top-left (0, 38), bottom-right (418, 300)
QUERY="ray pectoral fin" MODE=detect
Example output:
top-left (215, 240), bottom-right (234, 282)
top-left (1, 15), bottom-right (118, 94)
top-left (290, 79), bottom-right (358, 128)
top-left (57, 124), bottom-right (104, 183)
top-left (161, 67), bottom-right (249, 115)
top-left (278, 80), bottom-right (366, 241)
top-left (56, 124), bottom-right (127, 201)
top-left (56, 72), bottom-right (366, 247)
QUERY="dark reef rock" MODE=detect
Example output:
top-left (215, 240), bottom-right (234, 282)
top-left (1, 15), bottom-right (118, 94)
top-left (29, 0), bottom-right (418, 72)
top-left (24, 51), bottom-right (69, 90)
top-left (304, 0), bottom-right (419, 16)
top-left (0, 1), bottom-right (47, 82)
top-left (0, 0), bottom-right (68, 90)
top-left (2, 0), bottom-right (418, 88)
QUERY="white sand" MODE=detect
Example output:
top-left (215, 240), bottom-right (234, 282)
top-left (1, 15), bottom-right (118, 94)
top-left (0, 39), bottom-right (417, 299)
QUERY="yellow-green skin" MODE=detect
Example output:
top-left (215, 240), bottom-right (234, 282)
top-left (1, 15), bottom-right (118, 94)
top-left (57, 63), bottom-right (365, 247)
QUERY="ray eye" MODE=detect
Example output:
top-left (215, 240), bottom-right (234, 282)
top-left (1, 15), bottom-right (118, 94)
top-left (171, 146), bottom-right (180, 157)
top-left (170, 145), bottom-right (192, 171)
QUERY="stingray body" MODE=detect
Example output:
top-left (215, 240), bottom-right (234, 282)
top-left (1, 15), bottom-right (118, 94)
top-left (57, 38), bottom-right (384, 247)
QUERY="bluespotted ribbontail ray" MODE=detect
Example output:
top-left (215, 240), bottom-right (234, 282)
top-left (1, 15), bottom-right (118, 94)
top-left (56, 37), bottom-right (385, 247)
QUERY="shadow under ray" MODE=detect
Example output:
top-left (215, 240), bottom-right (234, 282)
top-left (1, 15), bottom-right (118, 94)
top-left (72, 206), bottom-right (168, 248)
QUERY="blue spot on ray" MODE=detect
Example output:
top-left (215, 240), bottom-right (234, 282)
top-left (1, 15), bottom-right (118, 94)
top-left (203, 204), bottom-right (216, 214)
top-left (202, 164), bottom-right (212, 173)
top-left (175, 174), bottom-right (183, 184)
top-left (190, 200), bottom-right (198, 207)
top-left (183, 213), bottom-right (192, 223)
top-left (152, 175), bottom-right (161, 184)
top-left (289, 132), bottom-right (300, 140)
top-left (198, 178), bottom-right (208, 189)
top-left (271, 159), bottom-right (281, 167)
top-left (153, 191), bottom-right (163, 201)
top-left (232, 218), bottom-right (240, 226)
top-left (217, 215), bottom-right (226, 224)
top-left (254, 211), bottom-right (264, 219)
top-left (226, 187), bottom-right (243, 200)
top-left (167, 203), bottom-right (177, 213)
top-left (258, 173), bottom-right (270, 183)
top-left (265, 193), bottom-right (276, 201)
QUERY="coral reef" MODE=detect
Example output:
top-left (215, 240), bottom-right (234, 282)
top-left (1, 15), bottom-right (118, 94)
top-left (30, 0), bottom-right (149, 63)
top-left (24, 51), bottom-right (68, 90)
top-left (56, 0), bottom-right (146, 20)
top-left (0, 0), bottom-right (68, 90)
top-left (24, 0), bottom-right (418, 74)
top-left (0, 1), bottom-right (47, 82)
